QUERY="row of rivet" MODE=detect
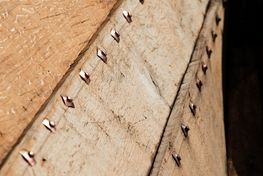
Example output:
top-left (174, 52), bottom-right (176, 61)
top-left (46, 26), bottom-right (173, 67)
top-left (20, 4), bottom-right (222, 168)
top-left (205, 13), bottom-right (221, 60)
top-left (171, 11), bottom-right (221, 167)
top-left (19, 1), bottom-right (144, 166)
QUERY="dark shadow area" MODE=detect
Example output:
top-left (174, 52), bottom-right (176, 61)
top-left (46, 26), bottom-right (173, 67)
top-left (223, 0), bottom-right (263, 175)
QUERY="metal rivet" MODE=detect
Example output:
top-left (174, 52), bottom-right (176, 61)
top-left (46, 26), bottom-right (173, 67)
top-left (196, 79), bottom-right (203, 91)
top-left (123, 10), bottom-right (132, 23)
top-left (42, 118), bottom-right (56, 133)
top-left (181, 124), bottom-right (190, 137)
top-left (216, 15), bottom-right (221, 25)
top-left (189, 102), bottom-right (197, 115)
top-left (79, 70), bottom-right (90, 84)
top-left (139, 0), bottom-right (144, 4)
top-left (211, 31), bottom-right (217, 42)
top-left (19, 149), bottom-right (36, 166)
top-left (172, 153), bottom-right (181, 167)
top-left (202, 63), bottom-right (208, 74)
top-left (97, 48), bottom-right (107, 63)
top-left (110, 29), bottom-right (120, 43)
top-left (206, 46), bottom-right (212, 58)
top-left (61, 95), bottom-right (75, 108)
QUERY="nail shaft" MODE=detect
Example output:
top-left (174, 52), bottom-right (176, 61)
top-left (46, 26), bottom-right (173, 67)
top-left (206, 46), bottom-right (212, 58)
top-left (61, 95), bottom-right (75, 108)
top-left (216, 15), bottom-right (221, 25)
top-left (97, 49), bottom-right (107, 63)
top-left (196, 79), bottom-right (203, 91)
top-left (110, 29), bottom-right (120, 43)
top-left (19, 150), bottom-right (36, 166)
top-left (123, 11), bottom-right (132, 23)
top-left (42, 118), bottom-right (56, 133)
top-left (211, 31), bottom-right (217, 42)
top-left (189, 102), bottom-right (197, 116)
top-left (172, 153), bottom-right (181, 167)
top-left (202, 63), bottom-right (208, 74)
top-left (181, 124), bottom-right (190, 137)
top-left (79, 70), bottom-right (90, 84)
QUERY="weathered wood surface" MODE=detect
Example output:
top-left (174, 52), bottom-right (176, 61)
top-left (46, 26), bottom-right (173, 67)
top-left (150, 2), bottom-right (226, 176)
top-left (0, 0), bottom-right (118, 163)
top-left (0, 0), bottom-right (210, 175)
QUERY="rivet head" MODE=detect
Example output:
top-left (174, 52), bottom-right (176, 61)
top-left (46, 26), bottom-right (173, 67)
top-left (196, 79), bottom-right (203, 91)
top-left (172, 153), bottom-right (181, 167)
top-left (19, 149), bottom-right (36, 166)
top-left (202, 63), bottom-right (208, 74)
top-left (42, 118), bottom-right (56, 133)
top-left (61, 95), bottom-right (75, 108)
top-left (97, 48), bottom-right (107, 63)
top-left (49, 121), bottom-right (55, 127)
top-left (211, 31), bottom-right (218, 42)
top-left (206, 46), bottom-right (212, 58)
top-left (189, 102), bottom-right (197, 115)
top-left (123, 10), bottom-right (132, 23)
top-left (110, 29), bottom-right (120, 43)
top-left (79, 70), bottom-right (90, 84)
top-left (181, 124), bottom-right (190, 137)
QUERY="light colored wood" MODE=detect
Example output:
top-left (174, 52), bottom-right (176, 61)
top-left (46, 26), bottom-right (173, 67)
top-left (0, 0), bottom-right (118, 162)
top-left (0, 0), bottom-right (209, 175)
top-left (150, 2), bottom-right (226, 176)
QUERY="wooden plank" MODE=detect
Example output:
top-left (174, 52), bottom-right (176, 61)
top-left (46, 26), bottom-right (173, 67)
top-left (150, 2), bottom-right (226, 176)
top-left (0, 0), bottom-right (209, 175)
top-left (0, 0), bottom-right (118, 163)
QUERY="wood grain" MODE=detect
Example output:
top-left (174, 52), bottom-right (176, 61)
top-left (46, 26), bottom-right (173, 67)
top-left (0, 0), bottom-right (118, 163)
top-left (150, 2), bottom-right (226, 176)
top-left (0, 0), bottom-right (209, 175)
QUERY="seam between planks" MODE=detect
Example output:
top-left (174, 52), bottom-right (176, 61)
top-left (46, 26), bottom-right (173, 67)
top-left (147, 0), bottom-right (223, 175)
top-left (0, 0), bottom-right (124, 169)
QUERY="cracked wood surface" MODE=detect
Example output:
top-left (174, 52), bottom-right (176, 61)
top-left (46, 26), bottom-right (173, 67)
top-left (150, 2), bottom-right (226, 176)
top-left (0, 0), bottom-right (118, 163)
top-left (0, 0), bottom-right (209, 175)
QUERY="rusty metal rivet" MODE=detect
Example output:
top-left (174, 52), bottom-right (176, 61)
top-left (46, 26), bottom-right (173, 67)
top-left (181, 124), bottom-right (190, 137)
top-left (42, 118), bottom-right (56, 133)
top-left (19, 149), bottom-right (36, 166)
top-left (189, 102), bottom-right (197, 115)
top-left (97, 48), bottom-right (107, 63)
top-left (196, 79), bottom-right (203, 91)
top-left (206, 46), bottom-right (212, 58)
top-left (202, 63), bottom-right (208, 74)
top-left (216, 15), bottom-right (221, 26)
top-left (172, 153), bottom-right (181, 167)
top-left (110, 29), bottom-right (120, 43)
top-left (123, 10), bottom-right (132, 23)
top-left (61, 95), bottom-right (75, 108)
top-left (79, 70), bottom-right (90, 84)
top-left (211, 31), bottom-right (218, 42)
